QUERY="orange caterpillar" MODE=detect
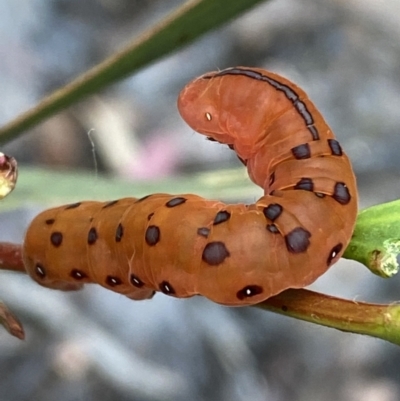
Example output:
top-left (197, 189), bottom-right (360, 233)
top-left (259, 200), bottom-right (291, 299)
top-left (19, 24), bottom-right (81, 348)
top-left (23, 67), bottom-right (358, 306)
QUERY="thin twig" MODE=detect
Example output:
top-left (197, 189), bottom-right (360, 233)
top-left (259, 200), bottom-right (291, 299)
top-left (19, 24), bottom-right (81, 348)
top-left (0, 242), bottom-right (25, 273)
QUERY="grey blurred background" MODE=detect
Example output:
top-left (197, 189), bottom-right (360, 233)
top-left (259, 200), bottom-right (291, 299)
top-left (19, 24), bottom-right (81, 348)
top-left (0, 0), bottom-right (400, 400)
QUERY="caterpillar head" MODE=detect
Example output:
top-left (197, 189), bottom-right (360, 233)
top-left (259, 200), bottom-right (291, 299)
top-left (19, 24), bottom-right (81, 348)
top-left (178, 68), bottom-right (276, 159)
top-left (177, 73), bottom-right (226, 139)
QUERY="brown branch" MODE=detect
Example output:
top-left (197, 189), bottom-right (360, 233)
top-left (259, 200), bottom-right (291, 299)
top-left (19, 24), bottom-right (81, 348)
top-left (0, 302), bottom-right (25, 340)
top-left (0, 242), bottom-right (25, 273)
top-left (0, 241), bottom-right (399, 345)
top-left (257, 289), bottom-right (400, 346)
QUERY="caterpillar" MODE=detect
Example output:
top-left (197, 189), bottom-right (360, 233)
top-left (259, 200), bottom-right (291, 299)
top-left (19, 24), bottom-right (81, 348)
top-left (22, 67), bottom-right (358, 306)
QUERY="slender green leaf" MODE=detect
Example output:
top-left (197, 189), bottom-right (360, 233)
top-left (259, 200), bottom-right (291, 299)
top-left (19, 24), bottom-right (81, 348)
top-left (0, 0), bottom-right (268, 144)
top-left (1, 166), bottom-right (259, 209)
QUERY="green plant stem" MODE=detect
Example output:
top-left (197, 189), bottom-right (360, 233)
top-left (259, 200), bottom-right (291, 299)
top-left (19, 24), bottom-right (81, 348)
top-left (257, 289), bottom-right (400, 346)
top-left (343, 199), bottom-right (400, 278)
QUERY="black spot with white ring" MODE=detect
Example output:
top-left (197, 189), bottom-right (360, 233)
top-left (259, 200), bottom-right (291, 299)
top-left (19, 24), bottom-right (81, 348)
top-left (106, 276), bottom-right (122, 287)
top-left (70, 269), bottom-right (88, 280)
top-left (327, 243), bottom-right (343, 265)
top-left (236, 285), bottom-right (263, 300)
top-left (35, 263), bottom-right (46, 278)
top-left (160, 281), bottom-right (176, 295)
top-left (130, 274), bottom-right (145, 288)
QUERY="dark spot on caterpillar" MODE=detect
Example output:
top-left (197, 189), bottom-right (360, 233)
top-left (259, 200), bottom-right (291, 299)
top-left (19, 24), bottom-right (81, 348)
top-left (45, 218), bottom-right (55, 225)
top-left (263, 204), bottom-right (283, 222)
top-left (64, 202), bottom-right (81, 210)
top-left (115, 223), bottom-right (124, 242)
top-left (103, 200), bottom-right (119, 208)
top-left (228, 144), bottom-right (234, 150)
top-left (293, 100), bottom-right (313, 125)
top-left (266, 224), bottom-right (279, 234)
top-left (145, 225), bottom-right (160, 246)
top-left (294, 178), bottom-right (314, 192)
top-left (136, 194), bottom-right (151, 203)
top-left (130, 274), bottom-right (145, 288)
top-left (148, 212), bottom-right (154, 221)
top-left (89, 217), bottom-right (94, 222)
top-left (202, 242), bottom-right (230, 265)
top-left (327, 243), bottom-right (343, 265)
top-left (166, 197), bottom-right (187, 208)
top-left (285, 227), bottom-right (311, 253)
top-left (236, 285), bottom-right (263, 300)
top-left (281, 305), bottom-right (288, 312)
top-left (197, 227), bottom-right (210, 238)
top-left (106, 276), bottom-right (122, 286)
top-left (269, 172), bottom-right (275, 186)
top-left (213, 210), bottom-right (231, 225)
top-left (307, 125), bottom-right (319, 141)
top-left (237, 156), bottom-right (247, 166)
top-left (50, 232), bottom-right (63, 247)
top-left (328, 139), bottom-right (343, 156)
top-left (207, 136), bottom-right (217, 142)
top-left (70, 269), bottom-right (88, 280)
top-left (87, 227), bottom-right (98, 245)
top-left (315, 192), bottom-right (326, 198)
top-left (160, 281), bottom-right (176, 295)
top-left (291, 143), bottom-right (311, 159)
top-left (35, 263), bottom-right (46, 278)
top-left (332, 182), bottom-right (351, 205)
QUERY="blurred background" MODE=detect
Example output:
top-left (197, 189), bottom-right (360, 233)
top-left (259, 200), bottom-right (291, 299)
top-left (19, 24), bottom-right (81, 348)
top-left (0, 0), bottom-right (400, 400)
